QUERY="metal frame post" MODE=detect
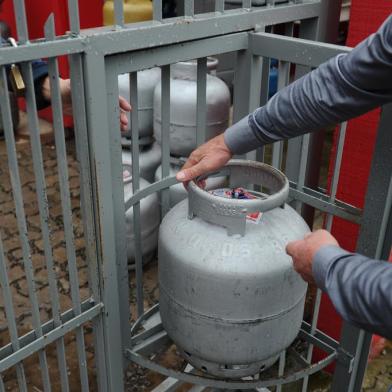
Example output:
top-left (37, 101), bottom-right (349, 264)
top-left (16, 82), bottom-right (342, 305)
top-left (331, 103), bottom-right (392, 391)
top-left (83, 50), bottom-right (125, 391)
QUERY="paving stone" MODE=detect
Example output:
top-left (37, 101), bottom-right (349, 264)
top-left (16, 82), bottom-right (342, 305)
top-left (27, 214), bottom-right (41, 230)
top-left (22, 188), bottom-right (39, 204)
top-left (9, 248), bottom-right (23, 262)
top-left (0, 213), bottom-right (16, 229)
top-left (31, 254), bottom-right (46, 270)
top-left (53, 247), bottom-right (68, 264)
top-left (2, 236), bottom-right (20, 253)
top-left (45, 173), bottom-right (60, 188)
top-left (69, 176), bottom-right (80, 190)
top-left (35, 231), bottom-right (65, 252)
top-left (7, 263), bottom-right (25, 284)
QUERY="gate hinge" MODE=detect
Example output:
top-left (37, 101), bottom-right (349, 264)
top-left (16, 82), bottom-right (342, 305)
top-left (336, 347), bottom-right (355, 373)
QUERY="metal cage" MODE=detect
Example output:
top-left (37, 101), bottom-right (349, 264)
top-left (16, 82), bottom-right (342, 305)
top-left (0, 0), bottom-right (391, 391)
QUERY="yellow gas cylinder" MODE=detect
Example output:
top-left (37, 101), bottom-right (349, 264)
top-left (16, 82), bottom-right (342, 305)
top-left (103, 0), bottom-right (152, 26)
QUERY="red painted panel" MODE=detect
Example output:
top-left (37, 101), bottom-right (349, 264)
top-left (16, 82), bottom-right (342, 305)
top-left (1, 0), bottom-right (103, 127)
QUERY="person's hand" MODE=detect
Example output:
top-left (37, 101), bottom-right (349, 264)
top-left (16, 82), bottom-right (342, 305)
top-left (286, 229), bottom-right (339, 284)
top-left (59, 78), bottom-right (72, 116)
top-left (43, 77), bottom-right (132, 131)
top-left (176, 133), bottom-right (233, 184)
top-left (118, 95), bottom-right (132, 131)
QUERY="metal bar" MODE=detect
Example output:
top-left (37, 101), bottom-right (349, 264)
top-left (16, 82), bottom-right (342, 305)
top-left (317, 0), bottom-right (343, 43)
top-left (301, 321), bottom-right (339, 350)
top-left (233, 49), bottom-right (260, 124)
top-left (375, 176), bottom-right (392, 259)
top-left (288, 185), bottom-right (361, 224)
top-left (125, 177), bottom-right (178, 210)
top-left (151, 377), bottom-right (183, 392)
top-left (301, 289), bottom-right (321, 392)
top-left (19, 61), bottom-right (54, 392)
top-left (0, 299), bottom-right (96, 360)
top-left (125, 349), bottom-right (337, 389)
top-left (250, 32), bottom-right (351, 67)
top-left (299, 16), bottom-right (327, 229)
top-left (295, 134), bottom-right (310, 212)
top-left (0, 39), bottom-right (85, 66)
top-left (88, 1), bottom-right (322, 55)
top-left (297, 329), bottom-right (336, 356)
top-left (69, 52), bottom-right (109, 392)
top-left (123, 174), bottom-right (362, 225)
top-left (0, 232), bottom-right (28, 392)
top-left (114, 0), bottom-right (125, 27)
top-left (325, 122), bottom-right (347, 230)
top-left (0, 2), bottom-right (321, 66)
top-left (242, 0), bottom-right (252, 9)
top-left (271, 23), bottom-right (294, 170)
top-left (111, 32), bottom-right (248, 75)
top-left (160, 65), bottom-right (171, 216)
top-left (257, 30), bottom-right (272, 165)
top-left (83, 50), bottom-right (125, 391)
top-left (0, 304), bottom-right (103, 373)
top-left (276, 350), bottom-right (286, 392)
top-left (302, 121), bottom-right (347, 391)
top-left (105, 64), bottom-right (131, 359)
top-left (12, 0), bottom-right (29, 43)
top-left (129, 71), bottom-right (145, 317)
top-left (215, 0), bottom-right (225, 12)
top-left (44, 17), bottom-right (90, 392)
top-left (184, 0), bottom-right (194, 17)
top-left (131, 324), bottom-right (164, 346)
top-left (132, 331), bottom-right (171, 357)
top-left (196, 57), bottom-right (207, 146)
top-left (232, 42), bottom-right (263, 162)
top-left (67, 0), bottom-right (80, 35)
top-left (331, 103), bottom-right (392, 391)
top-left (151, 365), bottom-right (196, 392)
top-left (153, 0), bottom-right (163, 21)
top-left (284, 17), bottom-right (318, 187)
top-left (43, 17), bottom-right (71, 392)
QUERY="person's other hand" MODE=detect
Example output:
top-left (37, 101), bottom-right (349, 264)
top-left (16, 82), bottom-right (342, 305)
top-left (44, 77), bottom-right (132, 131)
top-left (59, 78), bottom-right (72, 116)
top-left (176, 133), bottom-right (233, 184)
top-left (118, 95), bottom-right (132, 131)
top-left (286, 229), bottom-right (339, 284)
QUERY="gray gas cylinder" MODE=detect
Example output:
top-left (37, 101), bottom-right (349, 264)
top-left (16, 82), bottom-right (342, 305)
top-left (118, 67), bottom-right (161, 138)
top-left (122, 140), bottom-right (162, 183)
top-left (153, 58), bottom-right (230, 157)
top-left (155, 157), bottom-right (227, 207)
top-left (123, 165), bottom-right (160, 263)
top-left (159, 160), bottom-right (309, 379)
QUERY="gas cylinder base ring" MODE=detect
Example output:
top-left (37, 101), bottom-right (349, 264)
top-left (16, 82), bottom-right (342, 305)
top-left (127, 305), bottom-right (339, 390)
top-left (179, 348), bottom-right (280, 379)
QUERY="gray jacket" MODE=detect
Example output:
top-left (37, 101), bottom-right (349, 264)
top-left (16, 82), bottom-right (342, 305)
top-left (224, 15), bottom-right (392, 339)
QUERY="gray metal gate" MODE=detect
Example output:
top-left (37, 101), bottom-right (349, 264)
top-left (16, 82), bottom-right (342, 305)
top-left (0, 0), bottom-right (391, 391)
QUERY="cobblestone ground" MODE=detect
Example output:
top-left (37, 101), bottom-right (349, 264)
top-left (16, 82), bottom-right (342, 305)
top-left (0, 135), bottom-right (390, 391)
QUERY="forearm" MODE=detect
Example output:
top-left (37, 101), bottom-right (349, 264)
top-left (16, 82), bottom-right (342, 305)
top-left (313, 245), bottom-right (392, 339)
top-left (225, 15), bottom-right (392, 154)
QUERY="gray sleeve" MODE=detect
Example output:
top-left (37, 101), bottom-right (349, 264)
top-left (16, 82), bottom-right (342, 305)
top-left (312, 245), bottom-right (392, 339)
top-left (224, 15), bottom-right (392, 154)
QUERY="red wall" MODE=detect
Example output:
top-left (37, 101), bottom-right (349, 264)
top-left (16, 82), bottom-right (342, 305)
top-left (1, 0), bottom-right (103, 126)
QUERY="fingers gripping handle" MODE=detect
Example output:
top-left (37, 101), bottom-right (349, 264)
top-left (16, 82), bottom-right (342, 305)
top-left (187, 160), bottom-right (289, 236)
